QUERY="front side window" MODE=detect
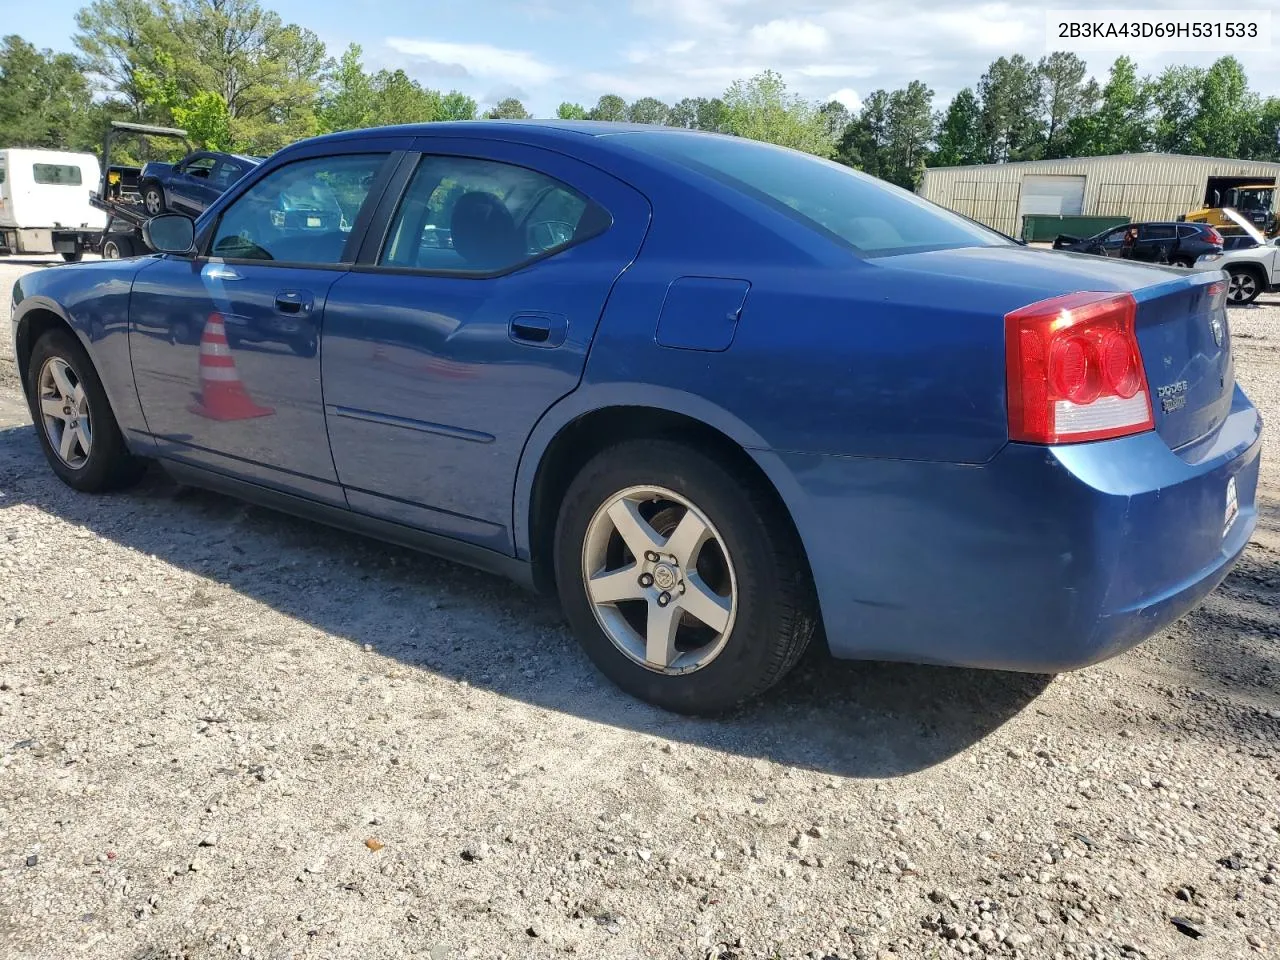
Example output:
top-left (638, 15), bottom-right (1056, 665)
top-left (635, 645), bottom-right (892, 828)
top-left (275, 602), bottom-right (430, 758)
top-left (210, 153), bottom-right (385, 265)
top-left (183, 156), bottom-right (218, 179)
top-left (380, 155), bottom-right (606, 273)
top-left (618, 130), bottom-right (1008, 257)
top-left (33, 164), bottom-right (82, 186)
top-left (0, 166), bottom-right (6, 184)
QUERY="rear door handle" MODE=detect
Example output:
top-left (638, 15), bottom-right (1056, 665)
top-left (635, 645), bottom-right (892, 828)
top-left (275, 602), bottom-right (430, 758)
top-left (509, 312), bottom-right (567, 348)
top-left (275, 290), bottom-right (313, 315)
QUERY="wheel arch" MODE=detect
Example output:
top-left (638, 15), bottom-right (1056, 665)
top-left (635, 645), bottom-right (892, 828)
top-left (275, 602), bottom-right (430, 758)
top-left (516, 387), bottom-right (816, 603)
top-left (14, 300), bottom-right (79, 384)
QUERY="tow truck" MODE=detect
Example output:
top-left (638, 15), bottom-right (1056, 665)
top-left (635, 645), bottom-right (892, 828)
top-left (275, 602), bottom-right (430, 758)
top-left (90, 121), bottom-right (192, 259)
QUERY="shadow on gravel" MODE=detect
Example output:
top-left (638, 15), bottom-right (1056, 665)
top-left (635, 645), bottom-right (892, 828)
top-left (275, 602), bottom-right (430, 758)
top-left (0, 421), bottom-right (1050, 778)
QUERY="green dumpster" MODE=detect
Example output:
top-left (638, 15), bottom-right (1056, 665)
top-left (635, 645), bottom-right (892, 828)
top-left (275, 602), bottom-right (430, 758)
top-left (1021, 214), bottom-right (1130, 243)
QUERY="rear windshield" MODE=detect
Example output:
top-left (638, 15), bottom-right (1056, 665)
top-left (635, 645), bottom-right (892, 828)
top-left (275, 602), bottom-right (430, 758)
top-left (33, 163), bottom-right (83, 186)
top-left (617, 131), bottom-right (1010, 257)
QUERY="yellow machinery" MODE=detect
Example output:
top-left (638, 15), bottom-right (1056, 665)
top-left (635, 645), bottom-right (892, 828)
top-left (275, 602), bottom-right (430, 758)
top-left (1185, 183), bottom-right (1278, 237)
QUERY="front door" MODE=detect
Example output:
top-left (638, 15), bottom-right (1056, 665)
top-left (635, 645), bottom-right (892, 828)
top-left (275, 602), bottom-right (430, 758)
top-left (130, 149), bottom-right (394, 502)
top-left (169, 155), bottom-right (219, 216)
top-left (321, 140), bottom-right (650, 551)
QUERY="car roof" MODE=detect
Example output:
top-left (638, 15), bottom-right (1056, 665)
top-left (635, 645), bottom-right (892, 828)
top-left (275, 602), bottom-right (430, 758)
top-left (304, 119), bottom-right (692, 145)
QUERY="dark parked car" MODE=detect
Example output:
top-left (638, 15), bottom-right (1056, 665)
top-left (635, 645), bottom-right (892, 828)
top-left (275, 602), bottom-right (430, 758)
top-left (1053, 222), bottom-right (1223, 266)
top-left (139, 151), bottom-right (261, 218)
top-left (11, 122), bottom-right (1260, 715)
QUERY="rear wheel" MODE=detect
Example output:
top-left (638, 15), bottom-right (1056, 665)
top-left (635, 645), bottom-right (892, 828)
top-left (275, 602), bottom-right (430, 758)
top-left (101, 237), bottom-right (134, 259)
top-left (1227, 267), bottom-right (1262, 306)
top-left (24, 329), bottom-right (146, 492)
top-left (554, 440), bottom-right (816, 715)
top-left (60, 251), bottom-right (83, 263)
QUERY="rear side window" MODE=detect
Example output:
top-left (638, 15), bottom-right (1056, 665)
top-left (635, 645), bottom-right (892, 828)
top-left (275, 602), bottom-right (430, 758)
top-left (0, 166), bottom-right (6, 184)
top-left (618, 131), bottom-right (1008, 257)
top-left (210, 153), bottom-right (386, 265)
top-left (1178, 225), bottom-right (1201, 239)
top-left (379, 155), bottom-right (608, 273)
top-left (33, 164), bottom-right (82, 186)
top-left (1142, 224), bottom-right (1176, 240)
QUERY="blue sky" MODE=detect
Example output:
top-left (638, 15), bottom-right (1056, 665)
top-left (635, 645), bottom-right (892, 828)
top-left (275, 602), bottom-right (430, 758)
top-left (8, 0), bottom-right (1279, 118)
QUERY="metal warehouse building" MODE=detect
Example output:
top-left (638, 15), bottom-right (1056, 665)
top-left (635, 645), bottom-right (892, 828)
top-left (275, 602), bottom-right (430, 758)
top-left (917, 153), bottom-right (1280, 238)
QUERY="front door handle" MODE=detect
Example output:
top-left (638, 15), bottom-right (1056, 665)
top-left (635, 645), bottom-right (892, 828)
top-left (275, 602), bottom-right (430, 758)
top-left (275, 290), bottom-right (313, 315)
top-left (509, 312), bottom-right (567, 348)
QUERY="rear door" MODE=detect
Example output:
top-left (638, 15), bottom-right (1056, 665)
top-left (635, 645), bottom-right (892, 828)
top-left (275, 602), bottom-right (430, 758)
top-left (1135, 224), bottom-right (1177, 263)
top-left (320, 139), bottom-right (650, 551)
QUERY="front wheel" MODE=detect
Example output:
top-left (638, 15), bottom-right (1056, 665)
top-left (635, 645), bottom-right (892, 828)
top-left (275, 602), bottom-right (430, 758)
top-left (142, 185), bottom-right (165, 216)
top-left (60, 251), bottom-right (83, 263)
top-left (1227, 267), bottom-right (1263, 306)
top-left (24, 329), bottom-right (146, 492)
top-left (101, 237), bottom-right (134, 259)
top-left (554, 440), bottom-right (816, 715)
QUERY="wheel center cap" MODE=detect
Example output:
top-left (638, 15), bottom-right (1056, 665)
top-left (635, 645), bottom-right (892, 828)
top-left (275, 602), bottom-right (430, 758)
top-left (652, 564), bottom-right (678, 592)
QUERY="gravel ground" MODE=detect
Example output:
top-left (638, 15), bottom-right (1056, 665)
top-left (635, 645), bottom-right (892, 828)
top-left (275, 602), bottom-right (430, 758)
top-left (0, 256), bottom-right (1278, 960)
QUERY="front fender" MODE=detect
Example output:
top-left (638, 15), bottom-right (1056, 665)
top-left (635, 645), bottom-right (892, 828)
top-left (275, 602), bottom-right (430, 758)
top-left (12, 261), bottom-right (154, 449)
top-left (510, 381), bottom-right (810, 560)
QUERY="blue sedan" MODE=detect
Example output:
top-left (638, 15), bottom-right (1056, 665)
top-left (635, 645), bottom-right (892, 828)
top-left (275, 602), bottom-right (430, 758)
top-left (11, 121), bottom-right (1261, 714)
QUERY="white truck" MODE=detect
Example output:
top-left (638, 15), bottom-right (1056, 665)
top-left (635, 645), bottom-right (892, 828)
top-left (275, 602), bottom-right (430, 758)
top-left (0, 148), bottom-right (106, 261)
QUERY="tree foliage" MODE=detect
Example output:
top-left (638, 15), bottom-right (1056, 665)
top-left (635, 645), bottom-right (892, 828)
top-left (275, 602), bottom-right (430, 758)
top-left (722, 71), bottom-right (833, 156)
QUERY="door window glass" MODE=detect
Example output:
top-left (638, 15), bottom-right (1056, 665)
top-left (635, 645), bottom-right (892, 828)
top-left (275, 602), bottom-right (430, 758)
top-left (184, 156), bottom-right (218, 179)
top-left (380, 155), bottom-right (608, 273)
top-left (210, 153), bottom-right (385, 265)
top-left (211, 160), bottom-right (244, 189)
top-left (1141, 224), bottom-right (1176, 240)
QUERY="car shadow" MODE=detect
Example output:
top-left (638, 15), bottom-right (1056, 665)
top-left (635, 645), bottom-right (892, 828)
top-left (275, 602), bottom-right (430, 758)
top-left (0, 421), bottom-right (1052, 778)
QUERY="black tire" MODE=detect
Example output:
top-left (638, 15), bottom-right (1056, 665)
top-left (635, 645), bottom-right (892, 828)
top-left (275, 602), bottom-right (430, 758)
top-left (101, 236), bottom-right (134, 259)
top-left (1227, 267), bottom-right (1263, 306)
top-left (142, 184), bottom-right (165, 216)
top-left (60, 251), bottom-right (83, 263)
top-left (553, 439), bottom-right (817, 715)
top-left (24, 328), bottom-right (146, 492)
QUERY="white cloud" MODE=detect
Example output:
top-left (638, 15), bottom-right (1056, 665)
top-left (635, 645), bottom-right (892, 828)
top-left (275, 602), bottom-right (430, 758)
top-left (746, 19), bottom-right (829, 56)
top-left (386, 38), bottom-right (559, 85)
top-left (827, 87), bottom-right (863, 112)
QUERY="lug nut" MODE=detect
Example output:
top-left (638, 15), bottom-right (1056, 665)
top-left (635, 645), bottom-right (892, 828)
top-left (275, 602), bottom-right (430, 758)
top-left (638, 572), bottom-right (654, 588)
top-left (657, 591), bottom-right (671, 607)
top-left (644, 551), bottom-right (660, 563)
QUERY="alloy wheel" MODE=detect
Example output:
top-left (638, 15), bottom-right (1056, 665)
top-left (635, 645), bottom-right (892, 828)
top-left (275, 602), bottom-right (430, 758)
top-left (37, 357), bottom-right (92, 469)
top-left (581, 485), bottom-right (737, 675)
top-left (1229, 272), bottom-right (1257, 304)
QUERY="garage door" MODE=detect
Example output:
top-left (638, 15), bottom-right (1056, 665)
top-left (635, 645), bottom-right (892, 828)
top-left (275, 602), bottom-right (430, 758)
top-left (1019, 175), bottom-right (1086, 218)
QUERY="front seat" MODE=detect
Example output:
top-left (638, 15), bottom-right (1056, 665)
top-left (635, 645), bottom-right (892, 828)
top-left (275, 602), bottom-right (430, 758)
top-left (450, 192), bottom-right (523, 270)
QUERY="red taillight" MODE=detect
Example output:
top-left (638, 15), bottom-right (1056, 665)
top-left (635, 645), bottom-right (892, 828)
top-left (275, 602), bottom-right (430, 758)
top-left (1205, 227), bottom-right (1224, 246)
top-left (1005, 291), bottom-right (1154, 444)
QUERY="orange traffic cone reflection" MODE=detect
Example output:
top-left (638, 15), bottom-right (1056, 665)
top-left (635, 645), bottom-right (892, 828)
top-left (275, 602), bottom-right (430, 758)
top-left (188, 313), bottom-right (275, 421)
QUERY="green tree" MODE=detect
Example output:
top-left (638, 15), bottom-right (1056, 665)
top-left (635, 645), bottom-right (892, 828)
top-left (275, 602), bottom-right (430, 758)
top-left (1038, 52), bottom-right (1095, 158)
top-left (73, 0), bottom-right (175, 121)
top-left (370, 69), bottom-right (442, 126)
top-left (484, 97), bottom-right (530, 119)
top-left (556, 101), bottom-right (588, 120)
top-left (1066, 56), bottom-right (1150, 156)
top-left (627, 96), bottom-right (669, 125)
top-left (172, 90), bottom-right (231, 148)
top-left (588, 93), bottom-right (627, 121)
top-left (440, 91), bottom-right (477, 121)
top-left (818, 99), bottom-right (852, 143)
top-left (721, 70), bottom-right (832, 156)
top-left (977, 54), bottom-right (1044, 161)
top-left (884, 80), bottom-right (934, 187)
top-left (1149, 65), bottom-right (1205, 153)
top-left (932, 88), bottom-right (983, 166)
top-left (1188, 56), bottom-right (1252, 157)
top-left (839, 88), bottom-right (889, 174)
top-left (318, 43), bottom-right (374, 133)
top-left (0, 35), bottom-right (96, 149)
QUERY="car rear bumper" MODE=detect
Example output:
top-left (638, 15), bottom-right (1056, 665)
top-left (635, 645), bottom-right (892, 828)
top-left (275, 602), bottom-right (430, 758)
top-left (774, 384), bottom-right (1262, 672)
